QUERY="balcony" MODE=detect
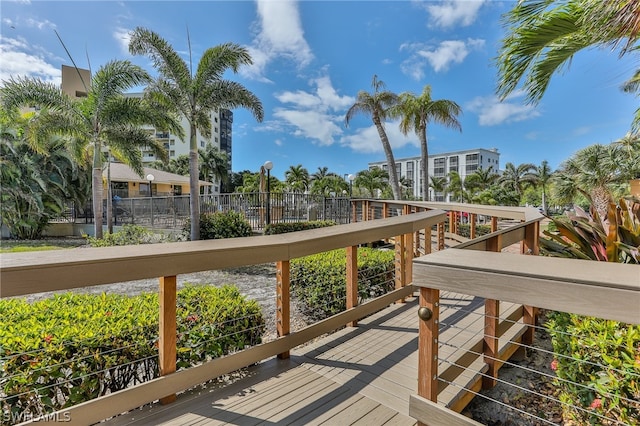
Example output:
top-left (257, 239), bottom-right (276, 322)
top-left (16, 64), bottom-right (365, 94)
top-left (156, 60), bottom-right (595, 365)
top-left (1, 201), bottom-right (637, 425)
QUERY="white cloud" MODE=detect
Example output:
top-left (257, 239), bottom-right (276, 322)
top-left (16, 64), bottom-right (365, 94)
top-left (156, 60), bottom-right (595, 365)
top-left (113, 27), bottom-right (132, 55)
top-left (271, 75), bottom-right (354, 145)
top-left (25, 17), bottom-right (56, 30)
top-left (423, 0), bottom-right (486, 29)
top-left (466, 92), bottom-right (541, 126)
top-left (401, 38), bottom-right (484, 78)
top-left (242, 0), bottom-right (313, 80)
top-left (0, 36), bottom-right (61, 84)
top-left (341, 121), bottom-right (419, 154)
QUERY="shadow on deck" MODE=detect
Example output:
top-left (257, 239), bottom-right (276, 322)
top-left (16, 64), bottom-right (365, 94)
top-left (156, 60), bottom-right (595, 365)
top-left (105, 293), bottom-right (524, 425)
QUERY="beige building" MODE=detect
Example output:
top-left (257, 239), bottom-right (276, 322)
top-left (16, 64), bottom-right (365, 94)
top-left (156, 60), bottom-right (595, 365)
top-left (61, 65), bottom-right (91, 98)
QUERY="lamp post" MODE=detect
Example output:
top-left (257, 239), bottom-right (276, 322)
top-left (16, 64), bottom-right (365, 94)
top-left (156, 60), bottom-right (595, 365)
top-left (146, 173), bottom-right (155, 227)
top-left (348, 174), bottom-right (355, 197)
top-left (264, 161), bottom-right (273, 225)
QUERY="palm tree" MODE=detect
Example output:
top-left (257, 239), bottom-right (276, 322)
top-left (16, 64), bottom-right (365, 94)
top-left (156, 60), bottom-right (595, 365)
top-left (447, 170), bottom-right (467, 203)
top-left (345, 75), bottom-right (401, 200)
top-left (392, 85), bottom-right (462, 200)
top-left (429, 176), bottom-right (448, 201)
top-left (1, 61), bottom-right (182, 238)
top-left (554, 144), bottom-right (621, 218)
top-left (496, 0), bottom-right (640, 130)
top-left (532, 160), bottom-right (553, 214)
top-left (129, 27), bottom-right (264, 240)
top-left (613, 132), bottom-right (640, 179)
top-left (499, 162), bottom-right (537, 200)
top-left (199, 145), bottom-right (229, 192)
top-left (285, 164), bottom-right (310, 193)
top-left (354, 168), bottom-right (389, 198)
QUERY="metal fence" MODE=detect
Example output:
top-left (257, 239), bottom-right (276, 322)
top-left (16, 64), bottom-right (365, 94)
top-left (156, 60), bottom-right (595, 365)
top-left (69, 193), bottom-right (353, 231)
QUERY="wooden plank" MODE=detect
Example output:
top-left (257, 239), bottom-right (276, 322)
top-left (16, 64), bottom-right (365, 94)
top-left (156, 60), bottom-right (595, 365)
top-left (276, 260), bottom-right (290, 359)
top-left (1, 211), bottom-right (446, 298)
top-left (414, 250), bottom-right (640, 324)
top-left (418, 288), bottom-right (439, 402)
top-left (409, 394), bottom-right (483, 426)
top-left (159, 275), bottom-right (177, 405)
top-left (482, 299), bottom-right (499, 389)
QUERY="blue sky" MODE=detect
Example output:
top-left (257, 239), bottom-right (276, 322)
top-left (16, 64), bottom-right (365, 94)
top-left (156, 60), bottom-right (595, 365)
top-left (1, 0), bottom-right (637, 180)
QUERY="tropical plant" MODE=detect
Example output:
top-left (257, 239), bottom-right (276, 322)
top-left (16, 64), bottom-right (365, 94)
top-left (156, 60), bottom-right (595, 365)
top-left (199, 144), bottom-right (229, 192)
top-left (613, 132), bottom-right (640, 179)
top-left (129, 27), bottom-right (264, 240)
top-left (354, 168), bottom-right (389, 198)
top-left (429, 176), bottom-right (448, 201)
top-left (531, 160), bottom-right (553, 214)
top-left (345, 75), bottom-right (401, 200)
top-left (553, 144), bottom-right (623, 218)
top-left (1, 61), bottom-right (181, 239)
top-left (499, 162), bottom-right (537, 200)
top-left (0, 113), bottom-right (88, 239)
top-left (391, 85), bottom-right (462, 200)
top-left (496, 0), bottom-right (640, 131)
top-left (285, 164), bottom-right (310, 193)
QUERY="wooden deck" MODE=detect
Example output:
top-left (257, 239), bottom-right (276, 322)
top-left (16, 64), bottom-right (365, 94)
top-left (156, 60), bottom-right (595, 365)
top-left (104, 293), bottom-right (524, 426)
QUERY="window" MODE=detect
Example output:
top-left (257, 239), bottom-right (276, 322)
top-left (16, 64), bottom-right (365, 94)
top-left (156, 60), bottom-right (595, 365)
top-left (215, 137), bottom-right (219, 143)
top-left (396, 163), bottom-right (402, 176)
top-left (214, 117), bottom-right (218, 123)
top-left (466, 164), bottom-right (478, 173)
top-left (406, 162), bottom-right (414, 182)
top-left (200, 141), bottom-right (205, 148)
top-left (170, 139), bottom-right (175, 146)
top-left (170, 150), bottom-right (175, 157)
top-left (434, 157), bottom-right (446, 177)
top-left (214, 127), bottom-right (218, 133)
top-left (466, 153), bottom-right (479, 163)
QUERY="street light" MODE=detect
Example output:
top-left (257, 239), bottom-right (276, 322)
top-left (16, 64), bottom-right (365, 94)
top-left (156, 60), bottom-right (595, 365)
top-left (146, 173), bottom-right (155, 227)
top-left (264, 161), bottom-right (273, 225)
top-left (348, 174), bottom-right (355, 197)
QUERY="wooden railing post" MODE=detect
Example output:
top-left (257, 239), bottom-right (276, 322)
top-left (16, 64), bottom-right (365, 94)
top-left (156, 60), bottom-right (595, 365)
top-left (276, 260), bottom-right (290, 359)
top-left (437, 222), bottom-right (445, 250)
top-left (159, 275), bottom-right (177, 405)
top-left (469, 213), bottom-right (477, 239)
top-left (346, 245), bottom-right (358, 327)
top-left (395, 234), bottom-right (406, 303)
top-left (405, 232), bottom-right (413, 286)
top-left (483, 237), bottom-right (501, 389)
top-left (490, 216), bottom-right (498, 233)
top-left (418, 288), bottom-right (439, 404)
top-left (521, 221), bottom-right (540, 346)
top-left (448, 211), bottom-right (456, 236)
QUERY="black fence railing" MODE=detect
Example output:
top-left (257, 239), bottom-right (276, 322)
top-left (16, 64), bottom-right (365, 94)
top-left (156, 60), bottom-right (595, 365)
top-left (67, 193), bottom-right (353, 231)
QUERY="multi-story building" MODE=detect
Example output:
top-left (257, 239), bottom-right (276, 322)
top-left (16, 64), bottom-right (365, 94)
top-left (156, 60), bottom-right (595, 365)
top-left (368, 148), bottom-right (500, 201)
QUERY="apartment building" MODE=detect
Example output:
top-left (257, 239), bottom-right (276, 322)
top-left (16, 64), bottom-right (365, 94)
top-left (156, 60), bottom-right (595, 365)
top-left (368, 148), bottom-right (500, 201)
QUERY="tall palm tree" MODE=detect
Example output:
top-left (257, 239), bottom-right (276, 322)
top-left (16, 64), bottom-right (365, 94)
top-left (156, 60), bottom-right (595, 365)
top-left (199, 145), bottom-right (229, 192)
top-left (354, 168), bottom-right (389, 198)
top-left (392, 85), bottom-right (462, 201)
top-left (496, 0), bottom-right (640, 130)
top-left (613, 132), bottom-right (640, 179)
top-left (129, 27), bottom-right (264, 240)
top-left (499, 162), bottom-right (537, 200)
top-left (532, 160), bottom-right (553, 214)
top-left (465, 166), bottom-right (499, 194)
top-left (285, 164), bottom-right (310, 193)
top-left (447, 170), bottom-right (466, 202)
top-left (345, 75), bottom-right (401, 200)
top-left (1, 61), bottom-right (182, 238)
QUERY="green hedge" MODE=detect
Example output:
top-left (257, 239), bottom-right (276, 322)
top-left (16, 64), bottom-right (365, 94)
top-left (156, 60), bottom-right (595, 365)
top-left (0, 285), bottom-right (264, 421)
top-left (183, 211), bottom-right (253, 240)
top-left (264, 220), bottom-right (336, 235)
top-left (290, 248), bottom-right (394, 321)
top-left (546, 313), bottom-right (640, 425)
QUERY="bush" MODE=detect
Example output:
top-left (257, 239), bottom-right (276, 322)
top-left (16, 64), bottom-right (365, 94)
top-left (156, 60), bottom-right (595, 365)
top-left (85, 224), bottom-right (156, 247)
top-left (183, 211), bottom-right (252, 240)
top-left (455, 223), bottom-right (492, 238)
top-left (0, 285), bottom-right (264, 421)
top-left (546, 313), bottom-right (640, 424)
top-left (290, 248), bottom-right (395, 322)
top-left (264, 220), bottom-right (336, 235)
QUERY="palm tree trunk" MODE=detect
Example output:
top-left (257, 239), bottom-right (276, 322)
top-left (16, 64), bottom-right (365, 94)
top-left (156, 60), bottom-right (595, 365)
top-left (591, 185), bottom-right (613, 220)
top-left (373, 116), bottom-right (401, 200)
top-left (189, 122), bottom-right (200, 240)
top-left (92, 136), bottom-right (104, 239)
top-left (419, 125), bottom-right (429, 201)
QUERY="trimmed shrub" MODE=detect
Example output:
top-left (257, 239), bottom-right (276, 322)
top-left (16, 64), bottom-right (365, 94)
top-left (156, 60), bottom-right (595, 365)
top-left (546, 313), bottom-right (640, 425)
top-left (455, 223), bottom-right (492, 238)
top-left (264, 220), bottom-right (336, 235)
top-left (183, 211), bottom-right (252, 240)
top-left (85, 224), bottom-right (156, 247)
top-left (290, 248), bottom-right (394, 322)
top-left (0, 285), bottom-right (264, 420)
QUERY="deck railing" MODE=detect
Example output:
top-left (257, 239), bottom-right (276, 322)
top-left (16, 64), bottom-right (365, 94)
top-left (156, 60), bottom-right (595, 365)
top-left (1, 205), bottom-right (446, 425)
top-left (410, 245), bottom-right (640, 425)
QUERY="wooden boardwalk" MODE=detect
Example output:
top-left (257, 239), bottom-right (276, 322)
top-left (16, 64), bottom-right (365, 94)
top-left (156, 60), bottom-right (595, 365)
top-left (105, 293), bottom-right (524, 425)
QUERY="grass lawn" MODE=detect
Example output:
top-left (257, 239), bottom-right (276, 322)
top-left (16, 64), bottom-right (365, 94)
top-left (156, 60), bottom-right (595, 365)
top-left (0, 238), bottom-right (87, 253)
